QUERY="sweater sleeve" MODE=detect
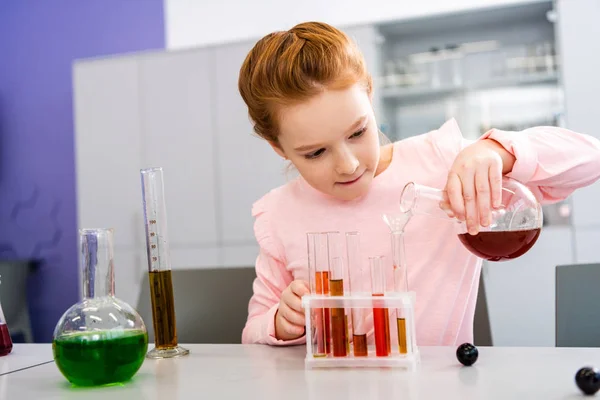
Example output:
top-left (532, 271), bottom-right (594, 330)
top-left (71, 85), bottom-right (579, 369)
top-left (421, 119), bottom-right (600, 204)
top-left (241, 193), bottom-right (306, 346)
top-left (480, 125), bottom-right (600, 203)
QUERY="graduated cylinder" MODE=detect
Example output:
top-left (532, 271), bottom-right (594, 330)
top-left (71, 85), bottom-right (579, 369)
top-left (140, 167), bottom-right (189, 359)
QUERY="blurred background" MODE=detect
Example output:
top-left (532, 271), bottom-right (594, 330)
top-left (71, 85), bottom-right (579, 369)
top-left (0, 0), bottom-right (598, 347)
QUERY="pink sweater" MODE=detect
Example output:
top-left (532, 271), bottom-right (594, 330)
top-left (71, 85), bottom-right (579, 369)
top-left (241, 118), bottom-right (600, 347)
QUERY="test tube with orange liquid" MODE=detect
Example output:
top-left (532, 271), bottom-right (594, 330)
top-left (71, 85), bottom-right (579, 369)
top-left (392, 231), bottom-right (409, 355)
top-left (307, 233), bottom-right (331, 357)
top-left (326, 231), bottom-right (348, 357)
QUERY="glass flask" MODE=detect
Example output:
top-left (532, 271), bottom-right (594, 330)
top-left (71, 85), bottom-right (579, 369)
top-left (52, 228), bottom-right (148, 387)
top-left (398, 176), bottom-right (543, 261)
top-left (0, 299), bottom-right (13, 357)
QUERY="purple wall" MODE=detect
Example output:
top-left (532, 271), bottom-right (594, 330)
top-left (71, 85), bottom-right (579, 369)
top-left (0, 1), bottom-right (165, 342)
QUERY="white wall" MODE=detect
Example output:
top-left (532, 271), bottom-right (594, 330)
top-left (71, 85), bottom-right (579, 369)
top-left (164, 0), bottom-right (548, 49)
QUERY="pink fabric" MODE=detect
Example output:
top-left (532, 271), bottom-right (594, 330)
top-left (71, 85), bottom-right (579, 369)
top-left (241, 118), bottom-right (600, 346)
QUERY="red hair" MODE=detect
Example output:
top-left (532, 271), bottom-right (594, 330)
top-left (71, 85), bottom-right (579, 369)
top-left (238, 21), bottom-right (372, 143)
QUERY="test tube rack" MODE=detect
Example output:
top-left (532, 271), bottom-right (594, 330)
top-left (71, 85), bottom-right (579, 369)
top-left (302, 291), bottom-right (420, 370)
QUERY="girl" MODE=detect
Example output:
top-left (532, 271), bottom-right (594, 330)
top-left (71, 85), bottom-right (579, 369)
top-left (237, 21), bottom-right (600, 346)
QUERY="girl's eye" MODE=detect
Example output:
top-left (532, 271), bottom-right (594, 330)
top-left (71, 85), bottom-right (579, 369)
top-left (305, 148), bottom-right (325, 159)
top-left (350, 127), bottom-right (366, 138)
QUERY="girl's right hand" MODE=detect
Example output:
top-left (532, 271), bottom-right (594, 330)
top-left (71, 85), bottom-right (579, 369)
top-left (275, 280), bottom-right (310, 340)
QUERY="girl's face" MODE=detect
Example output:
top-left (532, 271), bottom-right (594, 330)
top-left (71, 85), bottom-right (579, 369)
top-left (273, 84), bottom-right (380, 201)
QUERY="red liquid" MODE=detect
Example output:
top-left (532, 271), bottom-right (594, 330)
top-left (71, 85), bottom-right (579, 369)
top-left (458, 228), bottom-right (541, 262)
top-left (315, 271), bottom-right (331, 355)
top-left (372, 294), bottom-right (390, 357)
top-left (0, 324), bottom-right (13, 356)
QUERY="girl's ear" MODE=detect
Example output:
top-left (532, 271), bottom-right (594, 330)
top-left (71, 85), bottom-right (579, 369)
top-left (268, 140), bottom-right (287, 159)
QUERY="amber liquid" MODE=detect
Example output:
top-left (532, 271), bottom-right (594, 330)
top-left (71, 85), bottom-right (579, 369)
top-left (344, 315), bottom-right (350, 354)
top-left (372, 293), bottom-right (391, 357)
top-left (329, 279), bottom-right (347, 357)
top-left (353, 334), bottom-right (368, 357)
top-left (314, 271), bottom-right (331, 355)
top-left (149, 270), bottom-right (178, 349)
top-left (397, 318), bottom-right (407, 354)
top-left (458, 228), bottom-right (541, 262)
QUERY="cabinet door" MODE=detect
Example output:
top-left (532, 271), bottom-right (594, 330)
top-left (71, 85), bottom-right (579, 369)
top-left (483, 226), bottom-right (573, 346)
top-left (139, 49), bottom-right (220, 268)
top-left (343, 24), bottom-right (383, 123)
top-left (214, 41), bottom-right (287, 247)
top-left (556, 0), bottom-right (600, 232)
top-left (73, 57), bottom-right (143, 249)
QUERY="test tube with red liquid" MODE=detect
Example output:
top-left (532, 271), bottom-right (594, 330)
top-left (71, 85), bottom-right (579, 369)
top-left (346, 232), bottom-right (368, 357)
top-left (307, 232), bottom-right (331, 356)
top-left (0, 273), bottom-right (12, 356)
top-left (370, 256), bottom-right (391, 357)
top-left (392, 231), bottom-right (409, 354)
top-left (0, 307), bottom-right (12, 357)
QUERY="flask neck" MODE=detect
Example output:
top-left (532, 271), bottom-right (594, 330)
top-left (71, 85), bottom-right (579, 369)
top-left (399, 182), bottom-right (449, 220)
top-left (80, 229), bottom-right (115, 299)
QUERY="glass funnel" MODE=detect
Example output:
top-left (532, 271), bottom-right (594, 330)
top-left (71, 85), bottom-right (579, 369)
top-left (52, 228), bottom-right (148, 387)
top-left (397, 176), bottom-right (543, 261)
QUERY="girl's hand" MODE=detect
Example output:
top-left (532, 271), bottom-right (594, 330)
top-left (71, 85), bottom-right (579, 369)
top-left (440, 139), bottom-right (515, 235)
top-left (274, 280), bottom-right (310, 341)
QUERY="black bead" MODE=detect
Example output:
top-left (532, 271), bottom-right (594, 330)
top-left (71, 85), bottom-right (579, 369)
top-left (575, 367), bottom-right (600, 395)
top-left (456, 343), bottom-right (478, 366)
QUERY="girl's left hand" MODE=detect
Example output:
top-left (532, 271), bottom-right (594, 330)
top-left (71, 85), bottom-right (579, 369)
top-left (440, 140), bottom-right (510, 235)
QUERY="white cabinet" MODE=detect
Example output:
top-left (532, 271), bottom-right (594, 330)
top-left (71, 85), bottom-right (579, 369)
top-left (74, 43), bottom-right (287, 270)
top-left (73, 57), bottom-right (144, 250)
top-left (574, 228), bottom-right (600, 264)
top-left (214, 41), bottom-right (287, 247)
top-left (73, 56), bottom-right (147, 304)
top-left (556, 0), bottom-right (600, 237)
top-left (343, 24), bottom-right (383, 123)
top-left (138, 50), bottom-right (219, 265)
top-left (483, 226), bottom-right (574, 346)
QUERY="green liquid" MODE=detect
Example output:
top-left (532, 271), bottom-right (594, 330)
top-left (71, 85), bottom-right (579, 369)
top-left (53, 329), bottom-right (148, 387)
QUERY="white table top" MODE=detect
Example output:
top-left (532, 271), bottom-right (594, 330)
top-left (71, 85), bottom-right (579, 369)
top-left (1, 344), bottom-right (600, 399)
top-left (0, 344), bottom-right (53, 375)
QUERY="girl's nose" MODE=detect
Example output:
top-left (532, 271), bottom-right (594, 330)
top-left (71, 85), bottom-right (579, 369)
top-left (335, 151), bottom-right (359, 176)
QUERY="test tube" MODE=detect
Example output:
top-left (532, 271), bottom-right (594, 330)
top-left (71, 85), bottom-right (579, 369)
top-left (392, 231), bottom-right (409, 354)
top-left (329, 257), bottom-right (347, 357)
top-left (370, 256), bottom-right (391, 357)
top-left (141, 167), bottom-right (189, 359)
top-left (307, 232), bottom-right (331, 356)
top-left (346, 232), bottom-right (367, 357)
top-left (327, 231), bottom-right (349, 356)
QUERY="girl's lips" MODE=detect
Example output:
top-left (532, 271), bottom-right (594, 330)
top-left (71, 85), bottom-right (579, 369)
top-left (338, 172), bottom-right (363, 185)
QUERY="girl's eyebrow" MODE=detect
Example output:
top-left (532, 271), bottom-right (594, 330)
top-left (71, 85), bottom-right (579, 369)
top-left (293, 114), bottom-right (367, 152)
